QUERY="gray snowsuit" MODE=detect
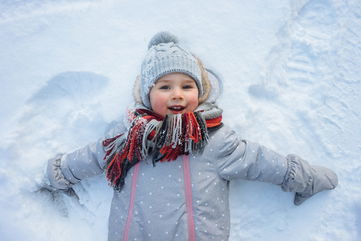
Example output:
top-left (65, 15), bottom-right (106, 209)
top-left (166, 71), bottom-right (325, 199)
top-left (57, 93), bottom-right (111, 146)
top-left (47, 123), bottom-right (337, 241)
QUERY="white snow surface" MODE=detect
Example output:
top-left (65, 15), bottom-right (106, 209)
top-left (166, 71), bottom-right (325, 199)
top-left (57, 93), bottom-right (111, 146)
top-left (1, 0), bottom-right (360, 240)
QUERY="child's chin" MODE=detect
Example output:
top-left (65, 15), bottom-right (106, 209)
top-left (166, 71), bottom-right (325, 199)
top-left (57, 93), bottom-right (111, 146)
top-left (165, 108), bottom-right (195, 116)
top-left (169, 110), bottom-right (184, 115)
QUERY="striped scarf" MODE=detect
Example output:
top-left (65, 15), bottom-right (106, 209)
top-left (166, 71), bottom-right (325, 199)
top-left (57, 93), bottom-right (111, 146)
top-left (103, 103), bottom-right (223, 190)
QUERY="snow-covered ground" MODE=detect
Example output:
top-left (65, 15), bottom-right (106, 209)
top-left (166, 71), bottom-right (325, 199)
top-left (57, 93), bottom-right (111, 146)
top-left (1, 0), bottom-right (360, 240)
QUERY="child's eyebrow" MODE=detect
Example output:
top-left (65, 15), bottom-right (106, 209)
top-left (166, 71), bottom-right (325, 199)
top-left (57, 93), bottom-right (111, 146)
top-left (156, 79), bottom-right (170, 84)
top-left (156, 78), bottom-right (195, 84)
top-left (183, 79), bottom-right (196, 84)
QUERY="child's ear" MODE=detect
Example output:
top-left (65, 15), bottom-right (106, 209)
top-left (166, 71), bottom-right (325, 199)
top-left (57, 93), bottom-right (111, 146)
top-left (204, 68), bottom-right (223, 103)
top-left (194, 55), bottom-right (211, 104)
top-left (133, 75), bottom-right (143, 104)
top-left (198, 68), bottom-right (211, 104)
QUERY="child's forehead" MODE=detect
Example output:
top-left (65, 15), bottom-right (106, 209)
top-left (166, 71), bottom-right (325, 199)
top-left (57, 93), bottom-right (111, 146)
top-left (156, 73), bottom-right (196, 83)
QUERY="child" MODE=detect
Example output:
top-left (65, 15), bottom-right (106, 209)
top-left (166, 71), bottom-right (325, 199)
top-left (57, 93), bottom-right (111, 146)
top-left (43, 31), bottom-right (338, 241)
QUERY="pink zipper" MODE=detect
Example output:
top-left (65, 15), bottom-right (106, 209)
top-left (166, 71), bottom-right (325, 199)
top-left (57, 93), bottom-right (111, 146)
top-left (122, 162), bottom-right (140, 241)
top-left (183, 155), bottom-right (196, 241)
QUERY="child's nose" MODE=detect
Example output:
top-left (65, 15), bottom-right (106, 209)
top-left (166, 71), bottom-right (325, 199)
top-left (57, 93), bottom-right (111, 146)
top-left (171, 88), bottom-right (184, 100)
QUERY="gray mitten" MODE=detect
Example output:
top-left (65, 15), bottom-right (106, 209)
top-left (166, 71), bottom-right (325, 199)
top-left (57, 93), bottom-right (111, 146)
top-left (281, 154), bottom-right (338, 205)
top-left (36, 153), bottom-right (75, 196)
top-left (46, 153), bottom-right (71, 190)
top-left (35, 154), bottom-right (79, 216)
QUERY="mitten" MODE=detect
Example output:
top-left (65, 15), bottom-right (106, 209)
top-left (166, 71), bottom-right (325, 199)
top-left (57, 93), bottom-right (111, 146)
top-left (35, 154), bottom-right (79, 216)
top-left (46, 153), bottom-right (71, 190)
top-left (281, 154), bottom-right (338, 205)
top-left (36, 153), bottom-right (76, 198)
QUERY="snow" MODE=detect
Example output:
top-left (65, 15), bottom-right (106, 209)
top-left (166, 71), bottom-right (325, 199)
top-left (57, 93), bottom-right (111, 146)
top-left (0, 0), bottom-right (360, 240)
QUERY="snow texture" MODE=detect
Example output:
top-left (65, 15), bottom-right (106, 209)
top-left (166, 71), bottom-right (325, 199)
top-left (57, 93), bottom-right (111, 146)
top-left (0, 0), bottom-right (360, 240)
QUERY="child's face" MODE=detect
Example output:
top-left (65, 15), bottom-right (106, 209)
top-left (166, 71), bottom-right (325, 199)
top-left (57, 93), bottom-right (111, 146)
top-left (149, 73), bottom-right (199, 117)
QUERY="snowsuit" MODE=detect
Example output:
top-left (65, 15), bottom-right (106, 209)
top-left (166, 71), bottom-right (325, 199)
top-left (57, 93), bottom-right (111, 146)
top-left (49, 123), bottom-right (291, 241)
top-left (46, 31), bottom-right (337, 241)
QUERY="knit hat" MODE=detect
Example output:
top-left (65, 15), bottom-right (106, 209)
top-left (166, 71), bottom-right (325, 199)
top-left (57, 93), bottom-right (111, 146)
top-left (140, 31), bottom-right (203, 108)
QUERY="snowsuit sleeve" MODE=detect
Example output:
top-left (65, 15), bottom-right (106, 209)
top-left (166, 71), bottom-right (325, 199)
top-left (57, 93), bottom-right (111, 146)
top-left (213, 125), bottom-right (288, 185)
top-left (60, 140), bottom-right (106, 185)
top-left (47, 121), bottom-right (127, 189)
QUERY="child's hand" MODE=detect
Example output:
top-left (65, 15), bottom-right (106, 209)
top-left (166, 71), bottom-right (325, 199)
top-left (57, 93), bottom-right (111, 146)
top-left (35, 152), bottom-right (79, 203)
top-left (33, 153), bottom-right (80, 216)
top-left (281, 155), bottom-right (338, 205)
top-left (46, 153), bottom-right (72, 190)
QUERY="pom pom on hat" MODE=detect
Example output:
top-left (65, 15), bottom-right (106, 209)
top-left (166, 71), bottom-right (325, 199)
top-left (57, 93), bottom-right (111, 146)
top-left (147, 31), bottom-right (179, 49)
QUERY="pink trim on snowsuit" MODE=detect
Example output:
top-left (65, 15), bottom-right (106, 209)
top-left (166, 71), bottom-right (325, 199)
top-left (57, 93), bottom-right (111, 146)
top-left (122, 162), bottom-right (141, 241)
top-left (183, 155), bottom-right (196, 241)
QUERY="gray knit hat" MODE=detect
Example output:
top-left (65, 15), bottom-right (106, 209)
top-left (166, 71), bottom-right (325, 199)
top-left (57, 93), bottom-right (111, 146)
top-left (140, 31), bottom-right (203, 108)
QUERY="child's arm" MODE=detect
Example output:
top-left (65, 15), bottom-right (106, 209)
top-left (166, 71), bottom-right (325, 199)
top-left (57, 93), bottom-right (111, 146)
top-left (45, 120), bottom-right (127, 190)
top-left (46, 140), bottom-right (106, 190)
top-left (213, 126), bottom-right (338, 205)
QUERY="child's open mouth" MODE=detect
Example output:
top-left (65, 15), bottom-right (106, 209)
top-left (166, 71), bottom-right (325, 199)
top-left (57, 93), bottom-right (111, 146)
top-left (168, 105), bottom-right (186, 114)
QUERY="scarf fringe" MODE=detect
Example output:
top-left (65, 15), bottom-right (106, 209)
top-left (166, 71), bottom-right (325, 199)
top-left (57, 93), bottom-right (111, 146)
top-left (103, 106), bottom-right (222, 190)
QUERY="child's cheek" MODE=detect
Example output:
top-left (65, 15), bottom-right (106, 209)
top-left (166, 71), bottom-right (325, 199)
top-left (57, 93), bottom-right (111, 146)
top-left (186, 94), bottom-right (199, 112)
top-left (150, 94), bottom-right (168, 116)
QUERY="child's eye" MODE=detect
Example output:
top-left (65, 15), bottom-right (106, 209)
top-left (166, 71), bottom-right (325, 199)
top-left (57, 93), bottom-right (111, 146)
top-left (159, 85), bottom-right (170, 90)
top-left (183, 85), bottom-right (194, 89)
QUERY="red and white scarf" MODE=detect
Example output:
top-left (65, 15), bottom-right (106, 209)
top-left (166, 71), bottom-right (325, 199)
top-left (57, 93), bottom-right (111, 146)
top-left (103, 103), bottom-right (223, 190)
